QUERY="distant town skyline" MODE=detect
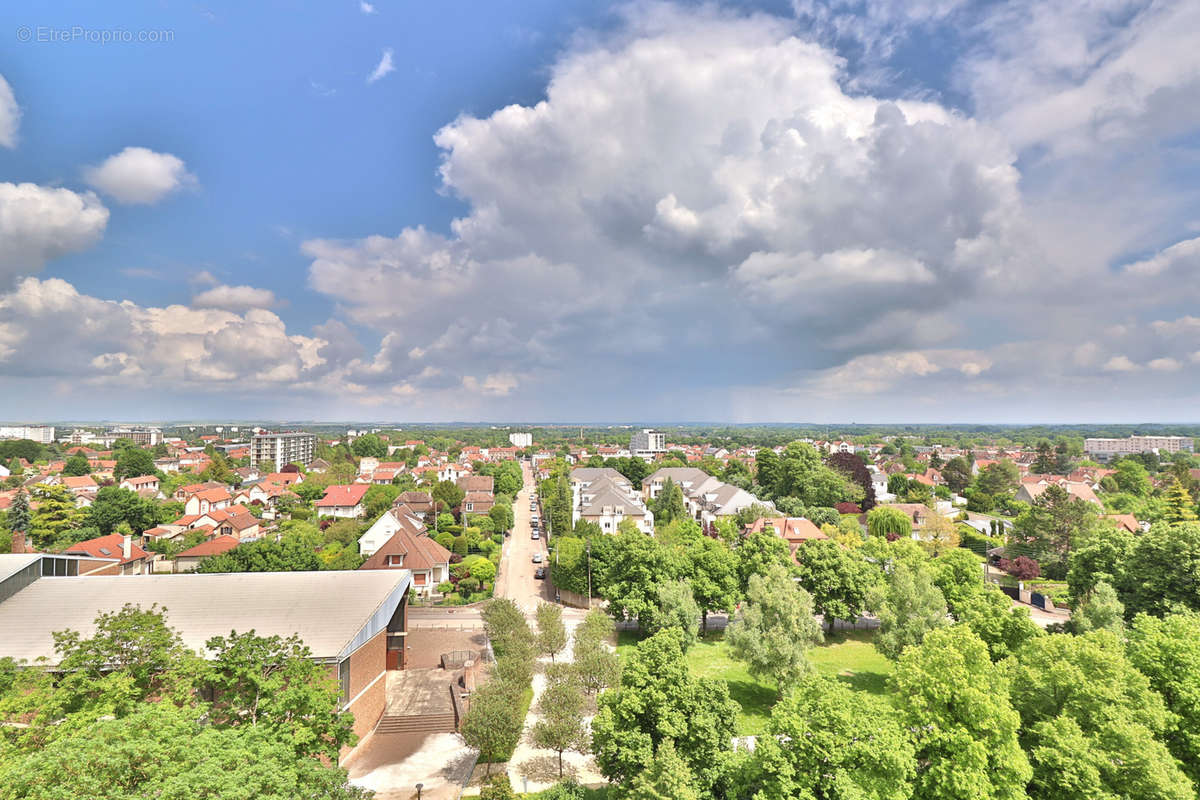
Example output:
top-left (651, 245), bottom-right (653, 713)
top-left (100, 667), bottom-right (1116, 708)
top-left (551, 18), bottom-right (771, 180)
top-left (2, 1), bottom-right (1200, 421)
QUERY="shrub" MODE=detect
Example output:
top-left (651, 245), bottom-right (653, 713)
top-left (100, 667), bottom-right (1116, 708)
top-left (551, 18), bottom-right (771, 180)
top-left (453, 535), bottom-right (469, 556)
top-left (470, 559), bottom-right (497, 583)
top-left (492, 533), bottom-right (504, 545)
top-left (479, 773), bottom-right (517, 800)
top-left (435, 531), bottom-right (455, 550)
top-left (436, 581), bottom-right (454, 594)
top-left (959, 528), bottom-right (1000, 555)
top-left (999, 555), bottom-right (1040, 581)
top-left (459, 576), bottom-right (481, 594)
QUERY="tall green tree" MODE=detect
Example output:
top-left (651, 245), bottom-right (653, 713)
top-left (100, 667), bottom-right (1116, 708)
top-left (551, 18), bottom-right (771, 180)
top-left (1163, 477), bottom-right (1198, 523)
top-left (687, 536), bottom-right (740, 632)
top-left (1072, 581), bottom-right (1125, 634)
top-left (953, 585), bottom-right (1041, 661)
top-left (648, 579), bottom-right (700, 651)
top-left (726, 562), bottom-right (823, 696)
top-left (651, 478), bottom-right (686, 526)
top-left (1010, 483), bottom-right (1099, 577)
top-left (890, 626), bottom-right (1031, 800)
top-left (591, 629), bottom-right (737, 793)
top-left (622, 739), bottom-right (699, 800)
top-left (734, 529), bottom-right (793, 591)
top-left (7, 489), bottom-right (30, 536)
top-left (941, 456), bottom-right (972, 494)
top-left (745, 674), bottom-right (915, 800)
top-left (1119, 522), bottom-right (1200, 617)
top-left (792, 539), bottom-right (878, 629)
top-left (528, 667), bottom-right (589, 779)
top-left (29, 485), bottom-right (83, 547)
top-left (62, 452), bottom-right (91, 477)
top-left (114, 447), bottom-right (157, 481)
top-left (1009, 631), bottom-right (1192, 800)
top-left (461, 679), bottom-right (526, 775)
top-left (599, 528), bottom-right (683, 626)
top-left (1031, 441), bottom-right (1055, 474)
top-left (536, 602), bottom-right (568, 662)
top-left (349, 434), bottom-right (387, 459)
top-left (1127, 612), bottom-right (1200, 784)
top-left (867, 506), bottom-right (913, 539)
top-left (976, 459), bottom-right (1020, 497)
top-left (871, 563), bottom-right (948, 661)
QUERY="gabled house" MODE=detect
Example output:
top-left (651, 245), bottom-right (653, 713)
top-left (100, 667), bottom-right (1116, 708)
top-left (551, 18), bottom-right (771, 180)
top-left (457, 475), bottom-right (494, 495)
top-left (393, 491), bottom-right (434, 519)
top-left (315, 485), bottom-right (369, 518)
top-left (62, 533), bottom-right (152, 576)
top-left (184, 487), bottom-right (233, 516)
top-left (461, 491), bottom-right (494, 515)
top-left (746, 516), bottom-right (828, 563)
top-left (359, 520), bottom-right (452, 598)
top-left (120, 474), bottom-right (161, 494)
top-left (173, 535), bottom-right (240, 573)
top-left (358, 504), bottom-right (426, 557)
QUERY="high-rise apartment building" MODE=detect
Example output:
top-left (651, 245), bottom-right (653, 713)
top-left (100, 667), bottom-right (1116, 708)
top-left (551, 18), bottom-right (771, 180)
top-left (251, 431), bottom-right (316, 467)
top-left (0, 425), bottom-right (56, 444)
top-left (509, 432), bottom-right (533, 448)
top-left (630, 428), bottom-right (666, 460)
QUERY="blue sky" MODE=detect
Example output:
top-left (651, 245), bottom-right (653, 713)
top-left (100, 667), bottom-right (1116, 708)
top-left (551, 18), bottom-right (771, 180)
top-left (1, 0), bottom-right (1200, 422)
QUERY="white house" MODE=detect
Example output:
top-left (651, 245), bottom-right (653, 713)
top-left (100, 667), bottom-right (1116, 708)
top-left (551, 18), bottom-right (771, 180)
top-left (315, 484), bottom-right (369, 518)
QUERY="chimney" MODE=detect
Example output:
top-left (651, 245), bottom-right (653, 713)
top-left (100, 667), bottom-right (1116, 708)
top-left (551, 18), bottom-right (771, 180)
top-left (11, 530), bottom-right (27, 554)
top-left (122, 534), bottom-right (132, 560)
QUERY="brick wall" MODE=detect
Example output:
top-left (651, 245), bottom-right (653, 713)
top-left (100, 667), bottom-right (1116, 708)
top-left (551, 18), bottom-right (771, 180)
top-left (344, 629), bottom-right (387, 745)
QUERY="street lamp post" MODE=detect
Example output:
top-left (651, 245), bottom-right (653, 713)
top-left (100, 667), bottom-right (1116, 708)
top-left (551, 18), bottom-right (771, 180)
top-left (415, 783), bottom-right (423, 800)
top-left (586, 540), bottom-right (592, 603)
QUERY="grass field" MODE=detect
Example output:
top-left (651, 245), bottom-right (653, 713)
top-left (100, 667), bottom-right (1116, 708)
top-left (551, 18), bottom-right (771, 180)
top-left (616, 626), bottom-right (893, 735)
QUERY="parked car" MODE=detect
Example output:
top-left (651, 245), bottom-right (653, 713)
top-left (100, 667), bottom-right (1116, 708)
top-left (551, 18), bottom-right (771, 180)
top-left (532, 552), bottom-right (543, 564)
top-left (534, 567), bottom-right (546, 580)
top-left (531, 530), bottom-right (540, 540)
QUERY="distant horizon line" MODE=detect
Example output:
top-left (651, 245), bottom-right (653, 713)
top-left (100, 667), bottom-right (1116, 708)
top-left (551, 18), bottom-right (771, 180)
top-left (7, 420), bottom-right (1200, 429)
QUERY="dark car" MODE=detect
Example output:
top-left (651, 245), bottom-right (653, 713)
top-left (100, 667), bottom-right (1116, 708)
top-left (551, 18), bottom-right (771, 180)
top-left (534, 567), bottom-right (546, 580)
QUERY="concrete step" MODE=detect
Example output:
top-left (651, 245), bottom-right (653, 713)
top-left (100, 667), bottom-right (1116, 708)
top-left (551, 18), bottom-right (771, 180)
top-left (375, 713), bottom-right (458, 735)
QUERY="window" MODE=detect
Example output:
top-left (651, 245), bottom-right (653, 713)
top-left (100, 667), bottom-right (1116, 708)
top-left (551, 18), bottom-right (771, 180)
top-left (338, 658), bottom-right (351, 706)
top-left (387, 554), bottom-right (404, 566)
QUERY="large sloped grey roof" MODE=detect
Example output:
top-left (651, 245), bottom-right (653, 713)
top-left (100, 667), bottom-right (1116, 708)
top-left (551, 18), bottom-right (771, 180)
top-left (0, 569), bottom-right (410, 665)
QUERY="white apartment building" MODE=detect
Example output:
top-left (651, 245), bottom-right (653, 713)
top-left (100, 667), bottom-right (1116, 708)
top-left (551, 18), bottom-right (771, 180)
top-left (509, 432), bottom-right (533, 448)
top-left (630, 428), bottom-right (666, 460)
top-left (1084, 435), bottom-right (1194, 461)
top-left (251, 431), bottom-right (316, 467)
top-left (0, 425), bottom-right (55, 444)
top-left (105, 426), bottom-right (163, 447)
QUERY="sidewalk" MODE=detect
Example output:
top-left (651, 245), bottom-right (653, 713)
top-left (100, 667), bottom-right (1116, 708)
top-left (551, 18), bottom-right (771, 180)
top-left (505, 615), bottom-right (606, 794)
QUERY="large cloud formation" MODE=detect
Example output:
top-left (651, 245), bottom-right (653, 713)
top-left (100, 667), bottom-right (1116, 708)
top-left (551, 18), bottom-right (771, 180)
top-left (301, 4), bottom-right (1027, 414)
top-left (0, 182), bottom-right (109, 286)
top-left (4, 1), bottom-right (1200, 420)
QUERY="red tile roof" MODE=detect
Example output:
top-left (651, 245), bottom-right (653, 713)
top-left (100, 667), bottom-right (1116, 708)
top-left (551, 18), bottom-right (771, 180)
top-left (176, 535), bottom-right (240, 558)
top-left (63, 533), bottom-right (149, 564)
top-left (315, 484), bottom-right (369, 507)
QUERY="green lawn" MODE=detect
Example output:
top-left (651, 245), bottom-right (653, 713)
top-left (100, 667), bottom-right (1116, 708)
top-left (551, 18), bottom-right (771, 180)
top-left (616, 627), bottom-right (892, 735)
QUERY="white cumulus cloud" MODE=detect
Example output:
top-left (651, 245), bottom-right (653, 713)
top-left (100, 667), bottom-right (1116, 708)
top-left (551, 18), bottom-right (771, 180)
top-left (83, 146), bottom-right (196, 205)
top-left (191, 284), bottom-right (280, 311)
top-left (0, 182), bottom-right (109, 285)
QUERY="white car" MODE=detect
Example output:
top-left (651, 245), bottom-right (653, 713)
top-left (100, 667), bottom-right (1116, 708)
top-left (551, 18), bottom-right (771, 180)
top-left (532, 552), bottom-right (543, 564)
